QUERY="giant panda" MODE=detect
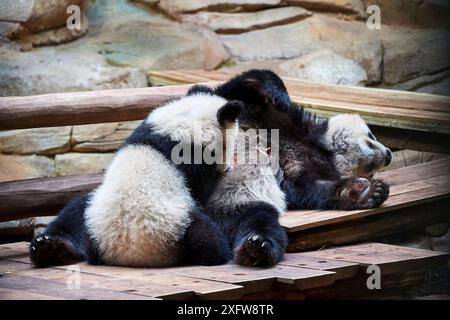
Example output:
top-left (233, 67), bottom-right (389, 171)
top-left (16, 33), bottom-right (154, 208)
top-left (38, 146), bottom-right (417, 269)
top-left (188, 69), bottom-right (392, 267)
top-left (30, 92), bottom-right (244, 267)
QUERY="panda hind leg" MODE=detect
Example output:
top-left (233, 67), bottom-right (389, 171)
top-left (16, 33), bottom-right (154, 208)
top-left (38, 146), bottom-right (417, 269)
top-left (230, 202), bottom-right (288, 267)
top-left (30, 194), bottom-right (89, 267)
top-left (180, 209), bottom-right (232, 266)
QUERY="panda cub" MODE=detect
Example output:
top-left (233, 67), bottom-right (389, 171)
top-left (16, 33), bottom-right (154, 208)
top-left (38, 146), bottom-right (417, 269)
top-left (190, 69), bottom-right (391, 267)
top-left (30, 92), bottom-right (243, 267)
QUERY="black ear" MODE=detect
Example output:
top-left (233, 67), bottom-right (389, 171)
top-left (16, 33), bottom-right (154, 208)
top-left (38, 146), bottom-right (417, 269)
top-left (217, 100), bottom-right (244, 126)
top-left (187, 84), bottom-right (214, 96)
top-left (214, 69), bottom-right (291, 112)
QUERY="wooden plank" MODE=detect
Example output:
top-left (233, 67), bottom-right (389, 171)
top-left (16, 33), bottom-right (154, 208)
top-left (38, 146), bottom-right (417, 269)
top-left (0, 175), bottom-right (102, 222)
top-left (287, 198), bottom-right (450, 251)
top-left (279, 254), bottom-right (360, 280)
top-left (175, 264), bottom-right (336, 294)
top-left (0, 287), bottom-right (64, 300)
top-left (148, 70), bottom-right (450, 134)
top-left (0, 83), bottom-right (219, 130)
top-left (303, 243), bottom-right (449, 275)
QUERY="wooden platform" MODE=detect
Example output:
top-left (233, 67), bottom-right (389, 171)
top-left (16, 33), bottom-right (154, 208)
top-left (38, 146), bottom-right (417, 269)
top-left (1, 159), bottom-right (449, 250)
top-left (0, 242), bottom-right (448, 300)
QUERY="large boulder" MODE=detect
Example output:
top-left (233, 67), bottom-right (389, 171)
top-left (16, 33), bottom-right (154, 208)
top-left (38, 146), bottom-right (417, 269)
top-left (364, 0), bottom-right (450, 28)
top-left (90, 20), bottom-right (229, 70)
top-left (180, 7), bottom-right (312, 34)
top-left (382, 29), bottom-right (450, 85)
top-left (156, 0), bottom-right (282, 17)
top-left (0, 46), bottom-right (147, 96)
top-left (224, 49), bottom-right (367, 86)
top-left (220, 14), bottom-right (383, 83)
top-left (0, 127), bottom-right (71, 155)
top-left (0, 0), bottom-right (94, 48)
top-left (0, 154), bottom-right (54, 182)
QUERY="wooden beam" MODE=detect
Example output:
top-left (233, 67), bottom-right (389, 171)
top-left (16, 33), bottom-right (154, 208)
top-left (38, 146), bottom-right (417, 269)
top-left (0, 83), bottom-right (218, 130)
top-left (0, 174), bottom-right (102, 222)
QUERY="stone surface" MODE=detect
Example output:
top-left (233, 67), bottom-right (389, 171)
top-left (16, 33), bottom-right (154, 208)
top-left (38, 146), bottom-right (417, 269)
top-left (0, 46), bottom-right (147, 96)
top-left (180, 6), bottom-right (312, 34)
top-left (0, 127), bottom-right (71, 155)
top-left (382, 29), bottom-right (450, 85)
top-left (224, 49), bottom-right (367, 86)
top-left (157, 0), bottom-right (282, 17)
top-left (54, 153), bottom-right (114, 176)
top-left (0, 154), bottom-right (54, 182)
top-left (220, 14), bottom-right (383, 83)
top-left (379, 70), bottom-right (450, 97)
top-left (91, 21), bottom-right (229, 71)
top-left (71, 121), bottom-right (140, 152)
top-left (0, 0), bottom-right (94, 47)
top-left (287, 0), bottom-right (364, 15)
top-left (364, 0), bottom-right (450, 28)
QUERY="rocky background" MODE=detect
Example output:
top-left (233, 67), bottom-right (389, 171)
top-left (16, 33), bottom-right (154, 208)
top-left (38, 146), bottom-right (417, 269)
top-left (0, 0), bottom-right (449, 280)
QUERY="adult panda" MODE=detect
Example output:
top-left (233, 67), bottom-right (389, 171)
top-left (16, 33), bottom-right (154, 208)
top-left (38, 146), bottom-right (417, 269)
top-left (30, 92), bottom-right (244, 267)
top-left (189, 69), bottom-right (392, 267)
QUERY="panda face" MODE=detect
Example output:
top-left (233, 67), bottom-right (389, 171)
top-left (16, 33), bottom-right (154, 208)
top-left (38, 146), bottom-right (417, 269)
top-left (324, 114), bottom-right (392, 178)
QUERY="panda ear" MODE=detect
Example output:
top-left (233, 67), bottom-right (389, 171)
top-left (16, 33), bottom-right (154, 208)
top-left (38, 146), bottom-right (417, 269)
top-left (217, 100), bottom-right (244, 126)
top-left (214, 69), bottom-right (291, 112)
top-left (187, 84), bottom-right (214, 96)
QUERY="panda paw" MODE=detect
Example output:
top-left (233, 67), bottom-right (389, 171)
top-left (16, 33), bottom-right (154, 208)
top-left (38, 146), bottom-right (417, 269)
top-left (338, 178), bottom-right (389, 209)
top-left (30, 233), bottom-right (85, 267)
top-left (234, 234), bottom-right (281, 267)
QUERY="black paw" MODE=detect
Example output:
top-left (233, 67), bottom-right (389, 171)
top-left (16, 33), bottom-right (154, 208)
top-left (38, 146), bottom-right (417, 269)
top-left (338, 178), bottom-right (389, 209)
top-left (30, 233), bottom-right (85, 267)
top-left (234, 234), bottom-right (282, 267)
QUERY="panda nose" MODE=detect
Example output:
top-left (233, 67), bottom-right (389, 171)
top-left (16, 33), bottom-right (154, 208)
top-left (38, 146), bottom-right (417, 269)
top-left (385, 149), bottom-right (392, 166)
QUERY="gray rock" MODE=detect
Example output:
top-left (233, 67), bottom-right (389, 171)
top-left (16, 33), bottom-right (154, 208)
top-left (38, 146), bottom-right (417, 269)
top-left (286, 0), bottom-right (365, 15)
top-left (180, 7), bottom-right (312, 34)
top-left (54, 153), bottom-right (114, 176)
top-left (0, 46), bottom-right (148, 96)
top-left (0, 154), bottom-right (55, 182)
top-left (224, 49), bottom-right (367, 86)
top-left (0, 127), bottom-right (71, 155)
top-left (383, 29), bottom-right (450, 85)
top-left (219, 14), bottom-right (383, 83)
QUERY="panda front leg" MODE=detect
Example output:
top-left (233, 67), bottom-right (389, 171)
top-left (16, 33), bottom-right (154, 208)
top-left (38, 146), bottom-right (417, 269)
top-left (283, 177), bottom-right (389, 210)
top-left (220, 202), bottom-right (288, 267)
top-left (180, 209), bottom-right (233, 266)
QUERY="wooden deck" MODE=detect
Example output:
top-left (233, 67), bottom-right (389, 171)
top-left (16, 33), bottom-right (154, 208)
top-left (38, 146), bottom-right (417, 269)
top-left (0, 242), bottom-right (448, 300)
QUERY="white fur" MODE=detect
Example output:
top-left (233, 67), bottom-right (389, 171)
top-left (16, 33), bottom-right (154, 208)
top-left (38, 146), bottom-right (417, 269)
top-left (325, 114), bottom-right (390, 177)
top-left (147, 93), bottom-right (228, 145)
top-left (85, 145), bottom-right (194, 267)
top-left (208, 129), bottom-right (286, 214)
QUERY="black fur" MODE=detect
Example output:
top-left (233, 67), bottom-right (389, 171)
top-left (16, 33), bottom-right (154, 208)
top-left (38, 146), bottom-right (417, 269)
top-left (30, 194), bottom-right (90, 267)
top-left (209, 202), bottom-right (287, 267)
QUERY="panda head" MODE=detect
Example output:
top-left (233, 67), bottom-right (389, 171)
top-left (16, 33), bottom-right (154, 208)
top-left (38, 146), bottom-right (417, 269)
top-left (324, 114), bottom-right (392, 178)
top-left (147, 92), bottom-right (243, 172)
